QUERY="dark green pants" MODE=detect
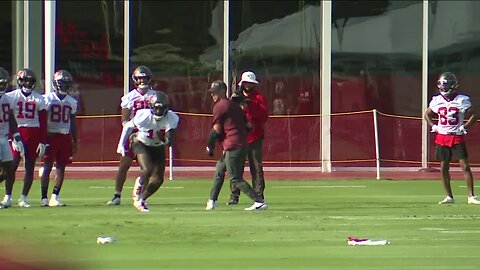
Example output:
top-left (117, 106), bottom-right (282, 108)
top-left (230, 139), bottom-right (265, 200)
top-left (209, 147), bottom-right (258, 202)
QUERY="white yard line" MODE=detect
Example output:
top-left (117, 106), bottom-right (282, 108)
top-left (272, 185), bottom-right (366, 188)
top-left (328, 215), bottom-right (480, 220)
top-left (88, 186), bottom-right (184, 189)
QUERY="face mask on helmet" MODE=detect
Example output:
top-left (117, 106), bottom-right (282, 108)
top-left (150, 92), bottom-right (170, 120)
top-left (133, 76), bottom-right (151, 92)
top-left (54, 80), bottom-right (73, 95)
top-left (437, 72), bottom-right (458, 98)
top-left (0, 81), bottom-right (7, 96)
top-left (19, 77), bottom-right (36, 93)
top-left (151, 102), bottom-right (168, 120)
top-left (17, 69), bottom-right (36, 93)
top-left (53, 70), bottom-right (74, 96)
top-left (132, 66), bottom-right (153, 93)
top-left (0, 67), bottom-right (9, 96)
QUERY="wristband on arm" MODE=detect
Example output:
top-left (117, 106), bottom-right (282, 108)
top-left (13, 132), bottom-right (21, 142)
top-left (207, 130), bottom-right (220, 149)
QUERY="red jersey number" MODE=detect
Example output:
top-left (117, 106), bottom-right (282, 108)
top-left (50, 104), bottom-right (72, 123)
top-left (132, 99), bottom-right (149, 117)
top-left (147, 129), bottom-right (165, 140)
top-left (0, 103), bottom-right (10, 123)
top-left (438, 107), bottom-right (460, 125)
top-left (16, 101), bottom-right (36, 119)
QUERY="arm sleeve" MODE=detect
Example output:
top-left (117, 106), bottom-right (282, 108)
top-left (212, 103), bottom-right (224, 126)
top-left (246, 94), bottom-right (269, 123)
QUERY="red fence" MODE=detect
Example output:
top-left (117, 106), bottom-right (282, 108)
top-left (74, 111), bottom-right (480, 168)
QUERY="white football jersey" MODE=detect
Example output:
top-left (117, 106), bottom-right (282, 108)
top-left (44, 92), bottom-right (78, 134)
top-left (132, 109), bottom-right (179, 146)
top-left (0, 94), bottom-right (14, 138)
top-left (120, 88), bottom-right (157, 120)
top-left (7, 89), bottom-right (47, 127)
top-left (429, 93), bottom-right (471, 135)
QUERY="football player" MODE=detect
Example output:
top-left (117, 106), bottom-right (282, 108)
top-left (39, 70), bottom-right (78, 207)
top-left (0, 67), bottom-right (25, 209)
top-left (0, 68), bottom-right (46, 208)
top-left (116, 91), bottom-right (179, 212)
top-left (107, 66), bottom-right (158, 206)
top-left (424, 72), bottom-right (480, 205)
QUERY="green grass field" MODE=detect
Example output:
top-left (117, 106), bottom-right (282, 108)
top-left (1, 179), bottom-right (480, 269)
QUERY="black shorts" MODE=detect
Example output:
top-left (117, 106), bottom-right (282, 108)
top-left (131, 141), bottom-right (166, 164)
top-left (435, 143), bottom-right (468, 162)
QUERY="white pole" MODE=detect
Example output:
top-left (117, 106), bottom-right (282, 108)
top-left (321, 1), bottom-right (332, 172)
top-left (23, 0), bottom-right (30, 68)
top-left (223, 0), bottom-right (230, 96)
top-left (421, 0), bottom-right (429, 169)
top-left (169, 146), bottom-right (173, 180)
top-left (123, 0), bottom-right (130, 96)
top-left (15, 1), bottom-right (24, 73)
top-left (373, 109), bottom-right (380, 180)
top-left (44, 0), bottom-right (56, 95)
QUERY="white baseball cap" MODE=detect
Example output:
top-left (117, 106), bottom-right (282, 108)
top-left (238, 71), bottom-right (259, 86)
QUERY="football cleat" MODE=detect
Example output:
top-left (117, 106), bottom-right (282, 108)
top-left (0, 198), bottom-right (12, 209)
top-left (106, 196), bottom-right (121, 206)
top-left (49, 196), bottom-right (66, 207)
top-left (41, 198), bottom-right (49, 207)
top-left (226, 197), bottom-right (239, 205)
top-left (244, 201), bottom-right (268, 211)
top-left (468, 196), bottom-right (480, 205)
top-left (438, 196), bottom-right (455, 204)
top-left (205, 199), bottom-right (217, 210)
top-left (133, 200), bottom-right (150, 212)
top-left (132, 177), bottom-right (143, 202)
top-left (18, 199), bottom-right (31, 208)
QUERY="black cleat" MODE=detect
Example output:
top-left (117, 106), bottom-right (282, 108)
top-left (226, 198), bottom-right (239, 205)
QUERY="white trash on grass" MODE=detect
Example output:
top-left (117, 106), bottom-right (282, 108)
top-left (347, 237), bottom-right (390, 246)
top-left (97, 236), bottom-right (116, 244)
